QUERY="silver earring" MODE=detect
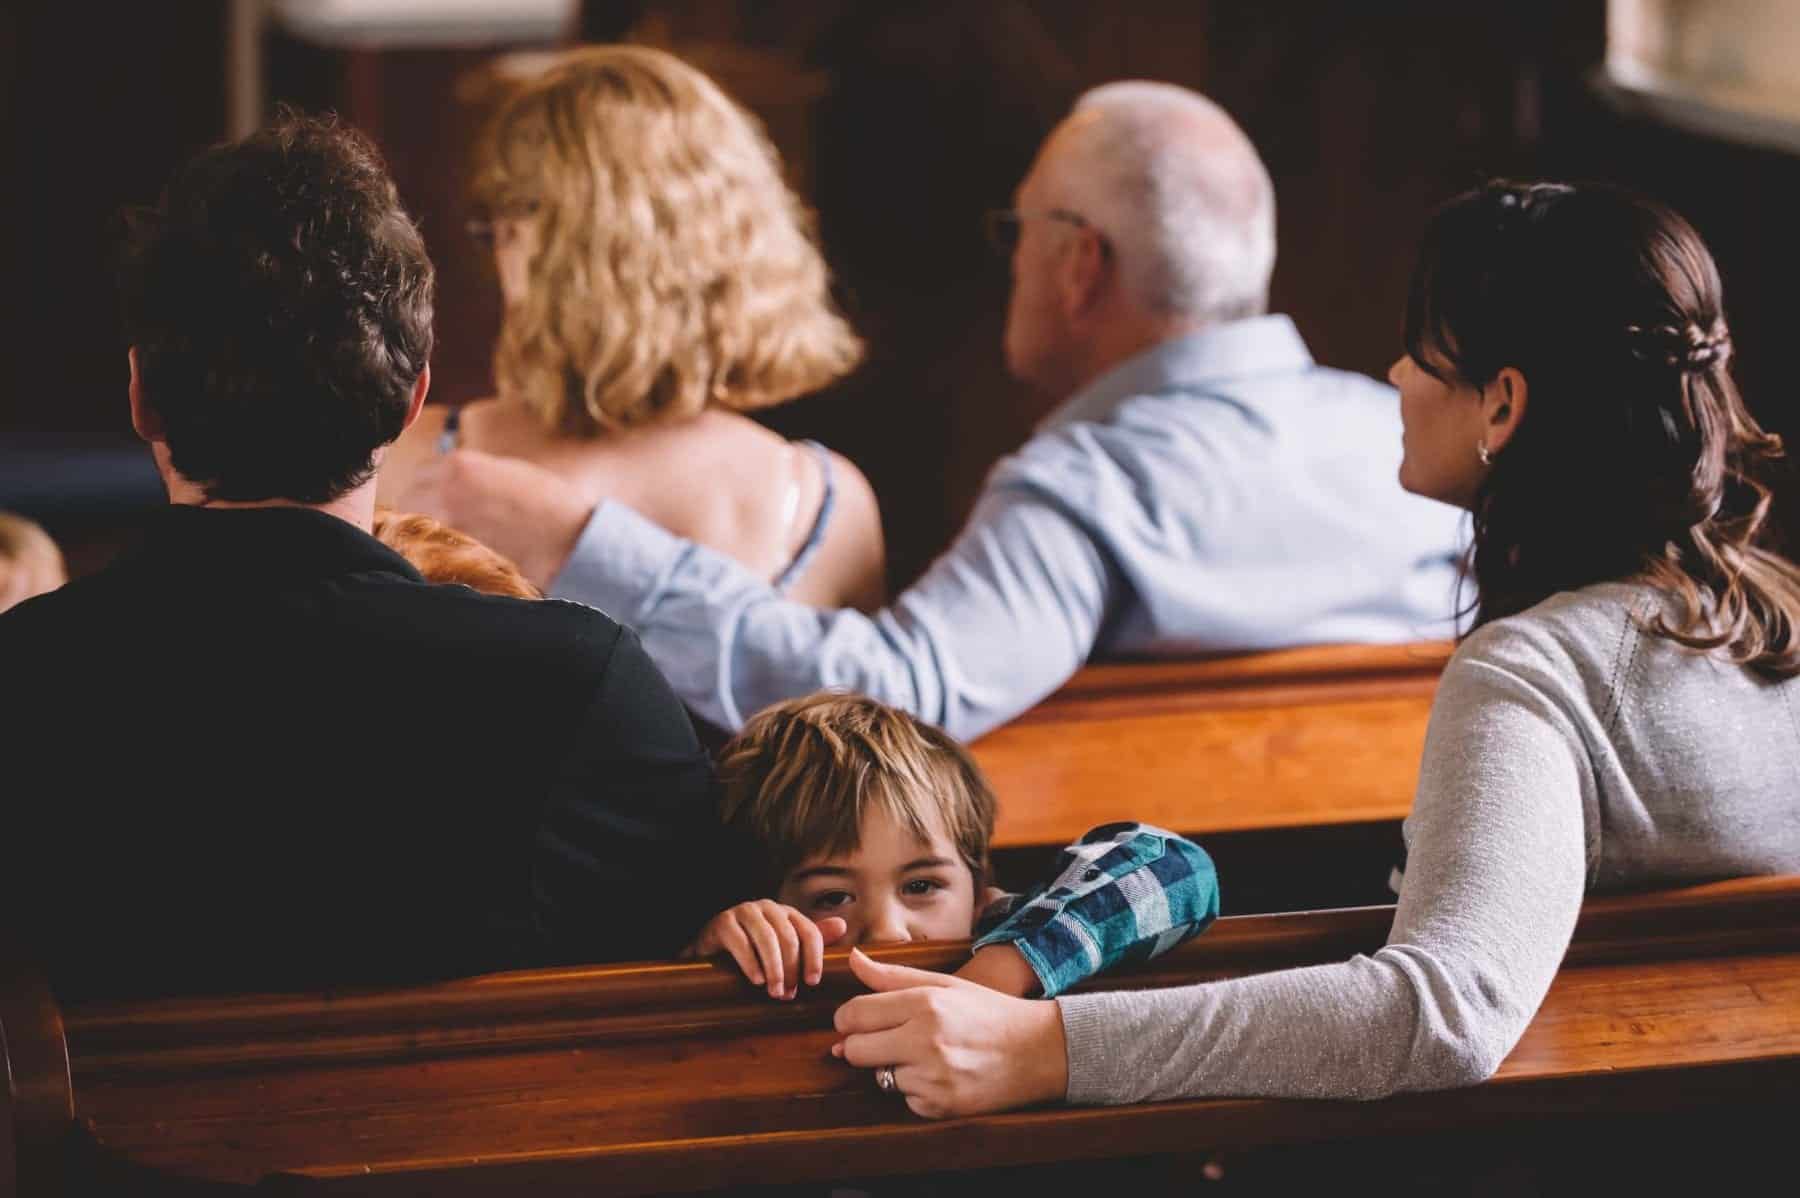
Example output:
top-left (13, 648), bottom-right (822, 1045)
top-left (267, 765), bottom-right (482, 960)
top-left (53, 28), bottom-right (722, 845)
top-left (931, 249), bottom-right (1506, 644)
top-left (1476, 440), bottom-right (1493, 466)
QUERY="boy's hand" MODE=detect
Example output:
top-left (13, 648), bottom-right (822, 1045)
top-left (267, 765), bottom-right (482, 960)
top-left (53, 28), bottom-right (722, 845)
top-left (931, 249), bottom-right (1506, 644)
top-left (681, 901), bottom-right (848, 1000)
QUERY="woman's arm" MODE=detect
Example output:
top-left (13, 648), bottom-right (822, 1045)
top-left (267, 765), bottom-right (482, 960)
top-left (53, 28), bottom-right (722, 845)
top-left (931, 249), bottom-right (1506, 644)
top-left (1059, 649), bottom-right (1592, 1102)
top-left (1058, 647), bottom-right (1584, 1093)
top-left (833, 642), bottom-right (1593, 1111)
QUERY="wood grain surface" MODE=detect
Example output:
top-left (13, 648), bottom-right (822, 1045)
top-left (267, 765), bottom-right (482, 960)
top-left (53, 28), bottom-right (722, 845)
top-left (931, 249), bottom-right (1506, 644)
top-left (975, 643), bottom-right (1452, 847)
top-left (5, 876), bottom-right (1793, 1196)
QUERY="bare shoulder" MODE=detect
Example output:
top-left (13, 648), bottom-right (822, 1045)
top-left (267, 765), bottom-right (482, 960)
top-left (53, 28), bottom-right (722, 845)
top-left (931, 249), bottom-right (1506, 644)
top-left (375, 404), bottom-right (453, 507)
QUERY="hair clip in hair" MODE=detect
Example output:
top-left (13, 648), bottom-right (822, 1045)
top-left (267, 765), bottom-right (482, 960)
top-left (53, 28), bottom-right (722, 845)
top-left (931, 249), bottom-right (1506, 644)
top-left (1626, 322), bottom-right (1732, 374)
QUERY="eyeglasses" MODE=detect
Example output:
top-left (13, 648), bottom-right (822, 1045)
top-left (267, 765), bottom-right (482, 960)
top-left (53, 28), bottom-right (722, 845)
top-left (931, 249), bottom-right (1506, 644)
top-left (983, 207), bottom-right (1111, 258)
top-left (465, 200), bottom-right (541, 248)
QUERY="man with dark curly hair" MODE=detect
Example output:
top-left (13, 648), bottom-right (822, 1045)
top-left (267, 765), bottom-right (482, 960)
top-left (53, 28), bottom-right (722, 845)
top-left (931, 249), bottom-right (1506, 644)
top-left (0, 113), bottom-right (741, 999)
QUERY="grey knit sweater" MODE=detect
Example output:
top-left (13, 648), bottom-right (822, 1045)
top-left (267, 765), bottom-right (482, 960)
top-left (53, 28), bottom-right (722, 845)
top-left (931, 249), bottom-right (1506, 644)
top-left (1058, 581), bottom-right (1800, 1103)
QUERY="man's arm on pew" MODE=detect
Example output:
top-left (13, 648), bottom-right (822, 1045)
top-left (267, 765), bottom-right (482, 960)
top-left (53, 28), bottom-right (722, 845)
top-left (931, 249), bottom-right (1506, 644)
top-left (552, 471), bottom-right (1119, 740)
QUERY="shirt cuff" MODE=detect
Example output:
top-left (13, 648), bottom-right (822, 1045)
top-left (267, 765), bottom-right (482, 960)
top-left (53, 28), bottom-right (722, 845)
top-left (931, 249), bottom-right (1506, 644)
top-left (973, 917), bottom-right (1090, 998)
top-left (1055, 991), bottom-right (1119, 1105)
top-left (549, 500), bottom-right (687, 624)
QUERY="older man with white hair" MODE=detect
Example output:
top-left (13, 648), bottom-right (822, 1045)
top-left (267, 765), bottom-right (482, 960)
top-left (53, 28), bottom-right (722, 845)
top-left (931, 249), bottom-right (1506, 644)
top-left (401, 82), bottom-right (1464, 740)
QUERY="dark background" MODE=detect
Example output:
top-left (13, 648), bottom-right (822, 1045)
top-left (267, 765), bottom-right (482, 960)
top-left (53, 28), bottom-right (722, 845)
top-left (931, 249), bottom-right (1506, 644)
top-left (6, 1), bottom-right (1796, 585)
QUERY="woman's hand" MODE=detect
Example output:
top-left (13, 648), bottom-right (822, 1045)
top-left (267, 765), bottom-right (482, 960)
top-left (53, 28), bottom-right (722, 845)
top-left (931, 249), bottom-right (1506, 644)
top-left (832, 948), bottom-right (1069, 1118)
top-left (680, 900), bottom-right (847, 1000)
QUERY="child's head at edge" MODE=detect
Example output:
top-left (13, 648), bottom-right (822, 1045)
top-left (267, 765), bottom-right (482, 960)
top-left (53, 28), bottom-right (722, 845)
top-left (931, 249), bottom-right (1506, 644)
top-left (718, 691), bottom-right (997, 946)
top-left (0, 512), bottom-right (67, 614)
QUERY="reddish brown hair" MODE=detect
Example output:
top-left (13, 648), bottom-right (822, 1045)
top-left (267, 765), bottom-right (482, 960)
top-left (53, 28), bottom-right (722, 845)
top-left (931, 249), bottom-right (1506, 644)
top-left (372, 510), bottom-right (540, 600)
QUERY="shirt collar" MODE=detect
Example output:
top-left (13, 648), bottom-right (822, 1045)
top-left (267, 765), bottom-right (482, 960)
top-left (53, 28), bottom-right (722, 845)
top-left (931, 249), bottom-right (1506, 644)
top-left (117, 505), bottom-right (424, 584)
top-left (1039, 314), bottom-right (1316, 432)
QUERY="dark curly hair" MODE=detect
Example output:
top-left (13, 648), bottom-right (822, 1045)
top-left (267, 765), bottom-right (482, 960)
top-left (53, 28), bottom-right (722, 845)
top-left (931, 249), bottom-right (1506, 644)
top-left (119, 110), bottom-right (434, 504)
top-left (1405, 180), bottom-right (1800, 677)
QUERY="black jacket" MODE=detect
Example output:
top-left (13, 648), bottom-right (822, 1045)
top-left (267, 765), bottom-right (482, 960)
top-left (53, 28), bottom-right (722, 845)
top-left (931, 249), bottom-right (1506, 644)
top-left (0, 506), bottom-right (743, 999)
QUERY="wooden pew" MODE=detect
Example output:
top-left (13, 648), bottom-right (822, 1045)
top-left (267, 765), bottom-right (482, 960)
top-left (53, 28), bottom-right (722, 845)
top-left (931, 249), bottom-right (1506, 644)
top-left (6, 875), bottom-right (1798, 1196)
top-left (972, 642), bottom-right (1452, 851)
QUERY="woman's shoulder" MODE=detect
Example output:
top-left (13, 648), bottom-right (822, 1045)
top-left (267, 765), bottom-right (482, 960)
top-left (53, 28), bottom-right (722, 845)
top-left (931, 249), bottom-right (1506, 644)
top-left (1460, 582), bottom-right (1653, 660)
top-left (1443, 579), bottom-right (1797, 736)
top-left (1445, 582), bottom-right (1660, 716)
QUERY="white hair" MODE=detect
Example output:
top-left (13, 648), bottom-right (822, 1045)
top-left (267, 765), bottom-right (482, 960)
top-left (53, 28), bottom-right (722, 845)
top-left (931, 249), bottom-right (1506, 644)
top-left (1061, 81), bottom-right (1276, 322)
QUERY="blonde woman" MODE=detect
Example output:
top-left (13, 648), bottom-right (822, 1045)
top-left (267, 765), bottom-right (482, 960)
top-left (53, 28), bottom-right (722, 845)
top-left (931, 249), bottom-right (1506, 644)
top-left (383, 45), bottom-right (884, 610)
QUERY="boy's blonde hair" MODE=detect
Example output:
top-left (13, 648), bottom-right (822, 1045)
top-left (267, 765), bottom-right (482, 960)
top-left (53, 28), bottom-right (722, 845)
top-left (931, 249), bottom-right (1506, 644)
top-left (718, 692), bottom-right (998, 888)
top-left (0, 512), bottom-right (67, 613)
top-left (470, 44), bottom-right (863, 435)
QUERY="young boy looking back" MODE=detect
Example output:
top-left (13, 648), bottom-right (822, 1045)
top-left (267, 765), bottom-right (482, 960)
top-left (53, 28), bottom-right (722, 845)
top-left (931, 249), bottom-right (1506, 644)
top-left (684, 692), bottom-right (1218, 1000)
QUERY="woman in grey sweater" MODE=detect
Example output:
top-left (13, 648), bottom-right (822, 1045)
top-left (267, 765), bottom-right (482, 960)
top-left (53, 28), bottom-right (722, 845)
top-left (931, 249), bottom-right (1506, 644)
top-left (825, 181), bottom-right (1800, 1118)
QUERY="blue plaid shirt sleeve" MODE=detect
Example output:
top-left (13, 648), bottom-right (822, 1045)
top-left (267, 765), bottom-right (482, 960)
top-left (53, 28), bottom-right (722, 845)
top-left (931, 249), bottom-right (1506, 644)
top-left (970, 822), bottom-right (1219, 998)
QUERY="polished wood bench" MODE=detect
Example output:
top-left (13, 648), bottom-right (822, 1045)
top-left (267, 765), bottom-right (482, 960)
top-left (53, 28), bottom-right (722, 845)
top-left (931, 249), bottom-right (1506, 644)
top-left (6, 874), bottom-right (1797, 1196)
top-left (972, 642), bottom-right (1452, 851)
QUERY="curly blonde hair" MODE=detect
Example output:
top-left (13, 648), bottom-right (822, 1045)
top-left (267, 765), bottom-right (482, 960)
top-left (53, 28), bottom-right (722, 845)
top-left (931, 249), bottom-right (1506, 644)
top-left (470, 45), bottom-right (863, 434)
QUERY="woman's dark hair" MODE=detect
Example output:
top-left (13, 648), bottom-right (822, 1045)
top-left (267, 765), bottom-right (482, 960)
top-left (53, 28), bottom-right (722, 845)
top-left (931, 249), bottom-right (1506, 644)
top-left (1405, 180), bottom-right (1800, 677)
top-left (118, 110), bottom-right (434, 504)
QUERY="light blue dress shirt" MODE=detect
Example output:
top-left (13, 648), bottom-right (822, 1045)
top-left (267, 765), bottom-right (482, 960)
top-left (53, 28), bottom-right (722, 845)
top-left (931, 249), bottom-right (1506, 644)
top-left (554, 316), bottom-right (1466, 740)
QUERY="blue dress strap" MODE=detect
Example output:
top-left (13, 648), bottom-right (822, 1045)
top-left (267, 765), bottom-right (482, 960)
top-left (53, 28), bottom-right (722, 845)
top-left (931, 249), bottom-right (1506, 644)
top-left (435, 406), bottom-right (463, 455)
top-left (771, 440), bottom-right (837, 593)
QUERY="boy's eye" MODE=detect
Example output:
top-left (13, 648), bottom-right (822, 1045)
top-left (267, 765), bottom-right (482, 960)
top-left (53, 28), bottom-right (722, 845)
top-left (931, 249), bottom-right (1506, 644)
top-left (810, 891), bottom-right (853, 911)
top-left (902, 878), bottom-right (946, 898)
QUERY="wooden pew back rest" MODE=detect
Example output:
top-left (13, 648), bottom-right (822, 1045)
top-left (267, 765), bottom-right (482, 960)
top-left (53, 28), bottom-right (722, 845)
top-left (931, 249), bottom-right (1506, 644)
top-left (6, 874), bottom-right (1800, 1196)
top-left (974, 642), bottom-right (1452, 849)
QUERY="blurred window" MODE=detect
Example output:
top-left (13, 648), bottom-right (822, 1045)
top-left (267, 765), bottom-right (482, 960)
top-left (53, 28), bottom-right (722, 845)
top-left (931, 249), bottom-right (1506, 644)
top-left (1604, 0), bottom-right (1800, 153)
top-left (270, 0), bottom-right (578, 48)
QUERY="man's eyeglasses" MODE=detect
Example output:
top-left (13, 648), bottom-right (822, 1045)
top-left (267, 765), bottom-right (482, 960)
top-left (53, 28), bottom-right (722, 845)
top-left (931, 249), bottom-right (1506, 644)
top-left (466, 200), bottom-right (541, 248)
top-left (983, 207), bottom-right (1111, 258)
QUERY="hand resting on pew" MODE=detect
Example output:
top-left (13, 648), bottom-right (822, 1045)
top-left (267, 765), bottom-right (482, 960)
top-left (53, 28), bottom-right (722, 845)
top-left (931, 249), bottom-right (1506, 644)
top-left (832, 948), bottom-right (1070, 1119)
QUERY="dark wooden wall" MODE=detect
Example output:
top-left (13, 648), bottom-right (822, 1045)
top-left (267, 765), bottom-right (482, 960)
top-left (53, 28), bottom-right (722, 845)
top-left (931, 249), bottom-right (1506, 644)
top-left (4, 1), bottom-right (1795, 581)
top-left (3, 2), bottom-right (229, 437)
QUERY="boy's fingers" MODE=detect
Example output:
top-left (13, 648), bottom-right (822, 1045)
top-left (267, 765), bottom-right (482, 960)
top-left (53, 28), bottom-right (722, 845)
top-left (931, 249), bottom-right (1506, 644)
top-left (741, 909), bottom-right (786, 997)
top-left (817, 915), bottom-right (849, 945)
top-left (792, 911), bottom-right (825, 986)
top-left (769, 905), bottom-right (802, 992)
top-left (717, 919), bottom-right (762, 987)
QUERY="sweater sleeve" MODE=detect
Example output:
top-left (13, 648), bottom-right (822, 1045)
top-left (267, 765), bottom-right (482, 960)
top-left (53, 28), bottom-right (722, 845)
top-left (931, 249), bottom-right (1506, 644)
top-left (1056, 639), bottom-right (1592, 1102)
